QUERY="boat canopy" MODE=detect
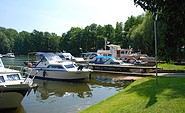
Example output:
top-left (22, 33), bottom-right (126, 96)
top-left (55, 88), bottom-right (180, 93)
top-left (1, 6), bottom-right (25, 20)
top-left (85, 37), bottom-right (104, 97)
top-left (35, 52), bottom-right (56, 56)
top-left (35, 52), bottom-right (62, 62)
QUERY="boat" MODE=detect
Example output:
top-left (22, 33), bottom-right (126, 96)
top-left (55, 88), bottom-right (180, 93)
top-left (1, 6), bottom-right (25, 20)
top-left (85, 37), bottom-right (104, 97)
top-left (80, 52), bottom-right (100, 63)
top-left (95, 56), bottom-right (133, 66)
top-left (97, 44), bottom-right (148, 63)
top-left (23, 52), bottom-right (92, 80)
top-left (3, 53), bottom-right (15, 58)
top-left (56, 52), bottom-right (85, 64)
top-left (0, 58), bottom-right (34, 109)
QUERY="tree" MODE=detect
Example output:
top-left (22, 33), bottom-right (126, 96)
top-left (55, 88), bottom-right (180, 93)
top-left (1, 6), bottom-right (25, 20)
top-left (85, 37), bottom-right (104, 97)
top-left (129, 12), bottom-right (154, 55)
top-left (115, 22), bottom-right (125, 47)
top-left (124, 15), bottom-right (144, 50)
top-left (134, 0), bottom-right (185, 61)
top-left (0, 31), bottom-right (10, 53)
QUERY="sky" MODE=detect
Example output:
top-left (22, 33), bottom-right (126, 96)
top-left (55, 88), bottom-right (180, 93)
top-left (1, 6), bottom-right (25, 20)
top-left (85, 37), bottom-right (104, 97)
top-left (0, 0), bottom-right (145, 36)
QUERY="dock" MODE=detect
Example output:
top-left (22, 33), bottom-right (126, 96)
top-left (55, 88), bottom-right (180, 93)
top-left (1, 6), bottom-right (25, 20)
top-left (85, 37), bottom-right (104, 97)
top-left (89, 64), bottom-right (162, 73)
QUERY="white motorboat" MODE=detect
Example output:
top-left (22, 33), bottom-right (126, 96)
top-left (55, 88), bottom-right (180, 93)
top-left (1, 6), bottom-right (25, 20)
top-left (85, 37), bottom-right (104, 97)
top-left (23, 52), bottom-right (92, 80)
top-left (0, 58), bottom-right (34, 109)
top-left (95, 56), bottom-right (133, 66)
top-left (80, 52), bottom-right (100, 63)
top-left (3, 53), bottom-right (15, 58)
top-left (56, 52), bottom-right (85, 64)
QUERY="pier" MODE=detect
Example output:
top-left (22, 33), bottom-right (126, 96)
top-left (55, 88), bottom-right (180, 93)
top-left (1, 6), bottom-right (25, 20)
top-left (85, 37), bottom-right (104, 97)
top-left (89, 64), bottom-right (162, 73)
top-left (88, 64), bottom-right (163, 80)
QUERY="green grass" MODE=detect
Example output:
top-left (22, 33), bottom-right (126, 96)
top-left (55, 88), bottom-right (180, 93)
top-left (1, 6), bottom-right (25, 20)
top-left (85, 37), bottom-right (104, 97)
top-left (80, 77), bottom-right (185, 113)
top-left (158, 63), bottom-right (185, 71)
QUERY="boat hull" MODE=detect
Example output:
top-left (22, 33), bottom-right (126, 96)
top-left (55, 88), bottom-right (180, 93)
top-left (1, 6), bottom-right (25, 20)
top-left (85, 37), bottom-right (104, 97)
top-left (25, 68), bottom-right (91, 80)
top-left (0, 86), bottom-right (29, 109)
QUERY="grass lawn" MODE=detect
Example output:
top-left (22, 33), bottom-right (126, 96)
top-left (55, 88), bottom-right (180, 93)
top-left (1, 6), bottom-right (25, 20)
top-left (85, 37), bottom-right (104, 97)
top-left (80, 77), bottom-right (185, 113)
top-left (158, 63), bottom-right (185, 71)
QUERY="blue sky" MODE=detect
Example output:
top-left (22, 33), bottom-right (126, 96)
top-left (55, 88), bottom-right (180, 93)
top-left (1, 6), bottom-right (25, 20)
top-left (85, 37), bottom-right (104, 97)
top-left (0, 0), bottom-right (144, 36)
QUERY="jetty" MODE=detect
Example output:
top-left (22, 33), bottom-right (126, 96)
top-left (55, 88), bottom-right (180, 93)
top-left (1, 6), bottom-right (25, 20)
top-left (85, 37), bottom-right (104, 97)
top-left (88, 64), bottom-right (163, 80)
top-left (89, 64), bottom-right (162, 73)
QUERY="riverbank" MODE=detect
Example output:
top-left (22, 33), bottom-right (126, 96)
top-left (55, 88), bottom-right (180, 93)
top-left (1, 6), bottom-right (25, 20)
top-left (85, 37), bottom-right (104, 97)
top-left (80, 76), bottom-right (185, 113)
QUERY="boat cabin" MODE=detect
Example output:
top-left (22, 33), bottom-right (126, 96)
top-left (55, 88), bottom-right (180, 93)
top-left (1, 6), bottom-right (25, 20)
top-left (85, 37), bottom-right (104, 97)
top-left (25, 52), bottom-right (63, 68)
top-left (0, 58), bottom-right (25, 84)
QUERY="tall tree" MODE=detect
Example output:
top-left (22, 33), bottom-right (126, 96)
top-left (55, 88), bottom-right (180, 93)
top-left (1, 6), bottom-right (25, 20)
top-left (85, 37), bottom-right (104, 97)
top-left (115, 22), bottom-right (125, 47)
top-left (0, 31), bottom-right (10, 53)
top-left (134, 0), bottom-right (185, 61)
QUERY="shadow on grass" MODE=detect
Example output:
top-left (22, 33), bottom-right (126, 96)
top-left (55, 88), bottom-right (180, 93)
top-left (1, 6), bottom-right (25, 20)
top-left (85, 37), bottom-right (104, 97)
top-left (125, 77), bottom-right (185, 108)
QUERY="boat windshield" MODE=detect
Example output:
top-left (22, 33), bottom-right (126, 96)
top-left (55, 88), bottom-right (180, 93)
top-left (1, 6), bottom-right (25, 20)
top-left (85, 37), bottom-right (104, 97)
top-left (0, 59), bottom-right (4, 68)
top-left (46, 55), bottom-right (63, 62)
top-left (0, 76), bottom-right (5, 83)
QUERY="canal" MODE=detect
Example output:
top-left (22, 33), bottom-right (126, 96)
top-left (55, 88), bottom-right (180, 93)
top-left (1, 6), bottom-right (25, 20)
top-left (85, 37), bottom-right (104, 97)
top-left (1, 56), bottom-right (133, 113)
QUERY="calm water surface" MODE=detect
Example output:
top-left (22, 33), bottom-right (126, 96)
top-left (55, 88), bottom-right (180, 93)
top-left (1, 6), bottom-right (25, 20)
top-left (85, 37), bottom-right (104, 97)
top-left (1, 56), bottom-right (132, 113)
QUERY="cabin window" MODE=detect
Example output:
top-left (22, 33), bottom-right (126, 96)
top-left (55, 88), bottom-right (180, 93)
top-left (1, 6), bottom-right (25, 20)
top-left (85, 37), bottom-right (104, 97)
top-left (102, 58), bottom-right (109, 63)
top-left (59, 55), bottom-right (65, 59)
top-left (0, 61), bottom-right (3, 67)
top-left (96, 58), bottom-right (101, 63)
top-left (42, 57), bottom-right (47, 62)
top-left (121, 51), bottom-right (125, 54)
top-left (0, 76), bottom-right (5, 83)
top-left (64, 64), bottom-right (75, 68)
top-left (7, 74), bottom-right (20, 81)
top-left (47, 65), bottom-right (64, 69)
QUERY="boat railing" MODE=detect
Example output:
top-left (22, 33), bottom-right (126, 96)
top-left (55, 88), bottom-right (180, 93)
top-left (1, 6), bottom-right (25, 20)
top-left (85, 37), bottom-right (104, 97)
top-left (23, 69), bottom-right (38, 84)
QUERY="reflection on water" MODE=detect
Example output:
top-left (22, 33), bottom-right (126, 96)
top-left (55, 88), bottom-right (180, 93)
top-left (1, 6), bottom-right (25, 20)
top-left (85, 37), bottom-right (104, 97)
top-left (35, 79), bottom-right (92, 100)
top-left (1, 56), bottom-right (133, 113)
top-left (0, 104), bottom-right (26, 113)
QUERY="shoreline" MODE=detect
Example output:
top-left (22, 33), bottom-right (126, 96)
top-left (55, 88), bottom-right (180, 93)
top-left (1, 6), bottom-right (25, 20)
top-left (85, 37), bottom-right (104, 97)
top-left (80, 75), bottom-right (185, 113)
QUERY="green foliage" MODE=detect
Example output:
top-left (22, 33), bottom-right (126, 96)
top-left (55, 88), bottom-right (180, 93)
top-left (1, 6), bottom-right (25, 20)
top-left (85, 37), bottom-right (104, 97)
top-left (0, 31), bottom-right (10, 53)
top-left (134, 0), bottom-right (185, 61)
top-left (158, 63), bottom-right (185, 71)
top-left (129, 12), bottom-right (154, 55)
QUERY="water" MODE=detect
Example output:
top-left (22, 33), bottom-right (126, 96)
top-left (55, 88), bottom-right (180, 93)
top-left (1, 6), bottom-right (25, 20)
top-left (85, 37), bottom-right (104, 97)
top-left (1, 56), bottom-right (132, 113)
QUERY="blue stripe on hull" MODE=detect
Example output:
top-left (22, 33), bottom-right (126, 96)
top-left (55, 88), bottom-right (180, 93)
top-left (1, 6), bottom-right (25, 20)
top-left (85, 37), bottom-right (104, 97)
top-left (34, 68), bottom-right (67, 72)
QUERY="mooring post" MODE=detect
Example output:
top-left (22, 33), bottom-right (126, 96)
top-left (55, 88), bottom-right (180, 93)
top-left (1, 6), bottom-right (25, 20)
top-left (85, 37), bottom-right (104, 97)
top-left (154, 13), bottom-right (158, 84)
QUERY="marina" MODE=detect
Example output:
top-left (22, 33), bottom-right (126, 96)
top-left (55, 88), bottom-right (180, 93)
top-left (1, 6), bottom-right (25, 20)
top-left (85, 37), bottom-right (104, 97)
top-left (0, 56), bottom-right (133, 113)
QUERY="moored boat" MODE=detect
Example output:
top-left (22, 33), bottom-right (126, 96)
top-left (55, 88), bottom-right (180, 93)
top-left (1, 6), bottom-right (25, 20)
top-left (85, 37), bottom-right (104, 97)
top-left (23, 52), bottom-right (92, 80)
top-left (95, 56), bottom-right (133, 66)
top-left (56, 52), bottom-right (85, 64)
top-left (2, 53), bottom-right (15, 58)
top-left (0, 58), bottom-right (34, 109)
